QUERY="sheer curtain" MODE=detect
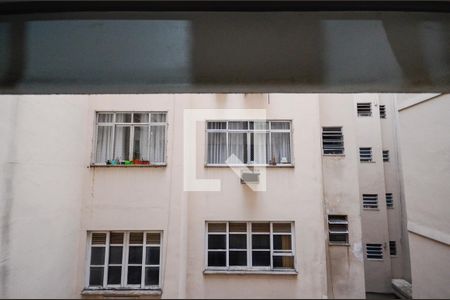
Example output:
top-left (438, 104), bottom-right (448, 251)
top-left (133, 126), bottom-right (150, 160)
top-left (271, 132), bottom-right (291, 163)
top-left (253, 132), bottom-right (269, 164)
top-left (228, 132), bottom-right (247, 164)
top-left (114, 126), bottom-right (130, 160)
top-left (207, 132), bottom-right (227, 164)
top-left (95, 126), bottom-right (113, 163)
top-left (150, 125), bottom-right (166, 163)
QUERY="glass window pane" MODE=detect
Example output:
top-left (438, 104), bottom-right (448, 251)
top-left (150, 126), bottom-right (166, 163)
top-left (109, 246), bottom-right (123, 264)
top-left (89, 267), bottom-right (104, 286)
top-left (114, 126), bottom-right (131, 160)
top-left (273, 256), bottom-right (294, 269)
top-left (207, 132), bottom-right (227, 164)
top-left (146, 233), bottom-right (161, 245)
top-left (133, 126), bottom-right (149, 161)
top-left (273, 235), bottom-right (292, 251)
top-left (110, 233), bottom-right (124, 244)
top-left (146, 247), bottom-right (160, 265)
top-left (127, 266), bottom-right (142, 285)
top-left (251, 223), bottom-right (270, 233)
top-left (229, 251), bottom-right (247, 266)
top-left (271, 132), bottom-right (291, 164)
top-left (208, 235), bottom-right (226, 250)
top-left (229, 234), bottom-right (247, 249)
top-left (252, 235), bottom-right (270, 249)
top-left (151, 113), bottom-right (166, 123)
top-left (229, 223), bottom-right (247, 232)
top-left (273, 223), bottom-right (292, 233)
top-left (252, 132), bottom-right (269, 164)
top-left (116, 113), bottom-right (132, 123)
top-left (271, 121), bottom-right (290, 130)
top-left (133, 113), bottom-right (149, 123)
top-left (92, 233), bottom-right (107, 245)
top-left (97, 113), bottom-right (114, 123)
top-left (128, 246), bottom-right (143, 264)
top-left (129, 232), bottom-right (144, 244)
top-left (90, 247), bottom-right (105, 265)
top-left (107, 266), bottom-right (122, 285)
top-left (252, 251), bottom-right (270, 267)
top-left (208, 251), bottom-right (226, 267)
top-left (228, 132), bottom-right (248, 164)
top-left (95, 126), bottom-right (113, 163)
top-left (207, 121), bottom-right (226, 130)
top-left (208, 223), bottom-right (226, 233)
top-left (145, 267), bottom-right (160, 286)
top-left (229, 121), bottom-right (248, 130)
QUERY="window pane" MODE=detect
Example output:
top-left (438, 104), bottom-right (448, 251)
top-left (90, 247), bottom-right (105, 265)
top-left (97, 113), bottom-right (114, 123)
top-left (107, 266), bottom-right (122, 285)
top-left (208, 251), bottom-right (226, 267)
top-left (151, 113), bottom-right (166, 123)
top-left (95, 126), bottom-right (113, 163)
top-left (116, 113), bottom-right (132, 123)
top-left (229, 251), bottom-right (247, 266)
top-left (89, 267), bottom-right (104, 286)
top-left (207, 121), bottom-right (226, 130)
top-left (229, 234), bottom-right (247, 249)
top-left (114, 126), bottom-right (131, 160)
top-left (133, 113), bottom-right (149, 123)
top-left (128, 246), bottom-right (143, 264)
top-left (92, 233), bottom-right (107, 245)
top-left (145, 267), bottom-right (160, 286)
top-left (271, 132), bottom-right (291, 164)
top-left (229, 121), bottom-right (248, 130)
top-left (228, 132), bottom-right (247, 164)
top-left (251, 223), bottom-right (270, 233)
top-left (271, 121), bottom-right (290, 130)
top-left (133, 126), bottom-right (150, 161)
top-left (146, 233), bottom-right (161, 245)
top-left (150, 126), bottom-right (166, 163)
top-left (252, 132), bottom-right (269, 164)
top-left (129, 232), bottom-right (144, 244)
top-left (252, 235), bottom-right (270, 249)
top-left (127, 266), bottom-right (142, 284)
top-left (208, 223), bottom-right (226, 233)
top-left (253, 121), bottom-right (269, 130)
top-left (273, 235), bottom-right (292, 251)
top-left (207, 132), bottom-right (227, 164)
top-left (208, 235), bottom-right (226, 250)
top-left (252, 251), bottom-right (270, 266)
top-left (273, 223), bottom-right (291, 233)
top-left (273, 256), bottom-right (294, 269)
top-left (109, 246), bottom-right (123, 264)
top-left (146, 247), bottom-right (160, 265)
top-left (229, 223), bottom-right (247, 232)
top-left (110, 233), bottom-right (124, 244)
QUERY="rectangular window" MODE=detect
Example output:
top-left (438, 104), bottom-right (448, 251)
top-left (328, 215), bottom-right (349, 244)
top-left (389, 241), bottom-right (397, 256)
top-left (87, 232), bottom-right (162, 289)
top-left (379, 105), bottom-right (386, 118)
top-left (206, 121), bottom-right (292, 165)
top-left (359, 147), bottom-right (373, 162)
top-left (206, 222), bottom-right (295, 271)
top-left (94, 112), bottom-right (167, 165)
top-left (366, 243), bottom-right (383, 260)
top-left (357, 103), bottom-right (372, 117)
top-left (386, 193), bottom-right (394, 208)
top-left (383, 150), bottom-right (390, 162)
top-left (322, 127), bottom-right (344, 155)
top-left (363, 194), bottom-right (378, 209)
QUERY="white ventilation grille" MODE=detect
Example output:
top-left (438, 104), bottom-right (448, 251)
top-left (363, 194), bottom-right (378, 209)
top-left (383, 150), bottom-right (390, 162)
top-left (366, 243), bottom-right (383, 260)
top-left (359, 147), bottom-right (373, 162)
top-left (389, 241), bottom-right (397, 256)
top-left (379, 105), bottom-right (386, 118)
top-left (357, 103), bottom-right (372, 116)
top-left (328, 215), bottom-right (349, 244)
top-left (322, 127), bottom-right (344, 155)
top-left (386, 193), bottom-right (393, 208)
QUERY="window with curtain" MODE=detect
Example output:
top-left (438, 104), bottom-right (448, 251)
top-left (94, 112), bottom-right (167, 165)
top-left (206, 121), bottom-right (292, 165)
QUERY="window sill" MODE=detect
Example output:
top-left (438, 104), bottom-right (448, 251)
top-left (322, 154), bottom-right (345, 157)
top-left (204, 164), bottom-right (294, 168)
top-left (329, 242), bottom-right (350, 247)
top-left (203, 269), bottom-right (298, 276)
top-left (89, 164), bottom-right (167, 168)
top-left (363, 208), bottom-right (380, 211)
top-left (81, 289), bottom-right (162, 296)
top-left (360, 161), bottom-right (376, 163)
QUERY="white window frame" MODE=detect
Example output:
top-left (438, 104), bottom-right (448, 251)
top-left (327, 215), bottom-right (349, 245)
top-left (92, 112), bottom-right (168, 165)
top-left (205, 120), bottom-right (294, 166)
top-left (205, 222), bottom-right (296, 272)
top-left (85, 231), bottom-right (163, 290)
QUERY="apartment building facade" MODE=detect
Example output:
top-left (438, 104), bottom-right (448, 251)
top-left (0, 94), bottom-right (410, 298)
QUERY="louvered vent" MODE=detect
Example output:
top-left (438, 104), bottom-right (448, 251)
top-left (386, 193), bottom-right (393, 208)
top-left (359, 147), bottom-right (372, 162)
top-left (328, 215), bottom-right (349, 244)
top-left (91, 233), bottom-right (107, 245)
top-left (383, 150), bottom-right (390, 162)
top-left (379, 105), bottom-right (386, 118)
top-left (357, 103), bottom-right (372, 116)
top-left (366, 243), bottom-right (383, 259)
top-left (322, 127), bottom-right (344, 155)
top-left (363, 194), bottom-right (378, 209)
top-left (389, 241), bottom-right (397, 256)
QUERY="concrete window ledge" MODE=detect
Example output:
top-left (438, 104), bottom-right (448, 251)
top-left (81, 289), bottom-right (162, 296)
top-left (89, 164), bottom-right (167, 168)
top-left (203, 270), bottom-right (298, 276)
top-left (392, 279), bottom-right (412, 299)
